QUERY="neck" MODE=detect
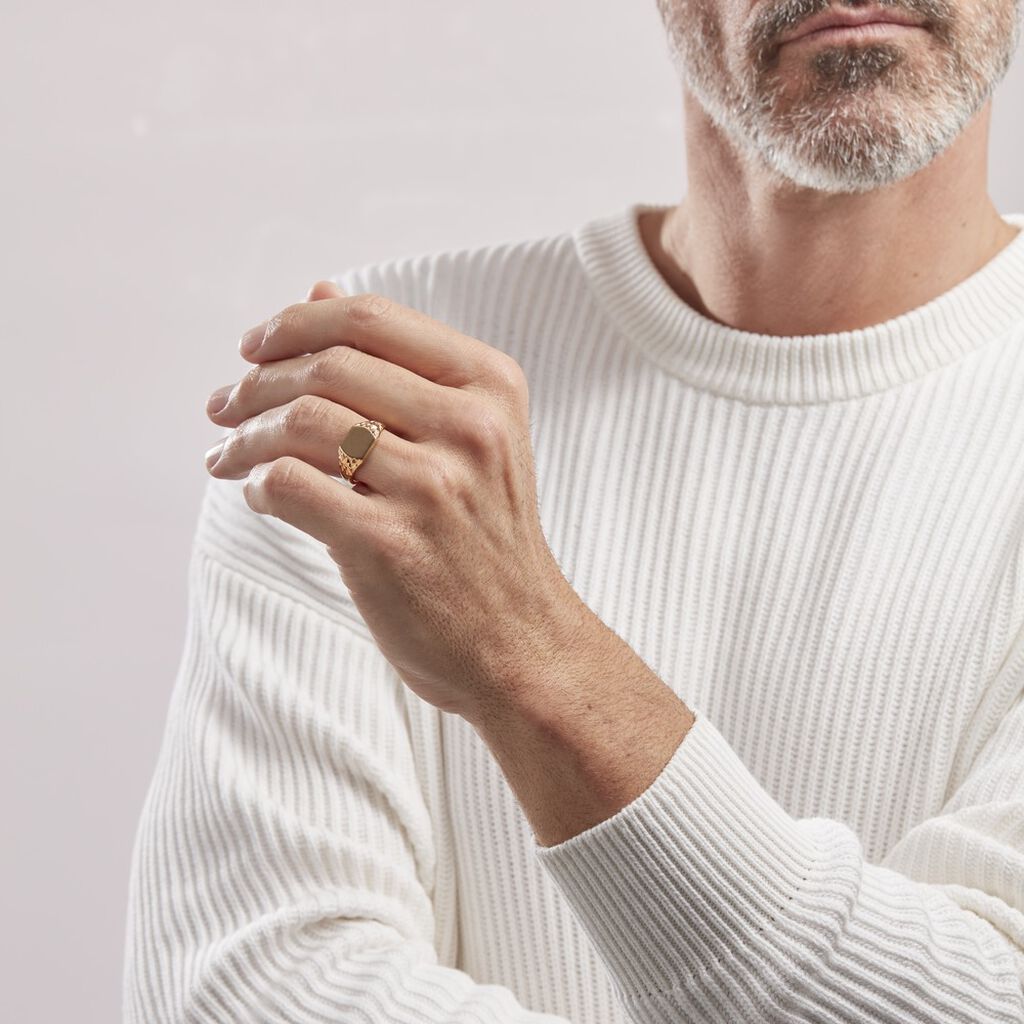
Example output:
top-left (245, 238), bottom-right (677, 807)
top-left (642, 93), bottom-right (1019, 337)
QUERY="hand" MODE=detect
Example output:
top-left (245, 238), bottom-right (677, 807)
top-left (203, 280), bottom-right (584, 724)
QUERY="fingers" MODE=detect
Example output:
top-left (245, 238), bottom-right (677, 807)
top-left (243, 454), bottom-right (386, 549)
top-left (306, 279), bottom-right (345, 302)
top-left (238, 292), bottom-right (512, 394)
top-left (207, 393), bottom-right (417, 496)
top-left (207, 344), bottom-right (456, 444)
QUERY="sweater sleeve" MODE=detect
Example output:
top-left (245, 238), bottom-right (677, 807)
top-left (533, 638), bottom-right (1024, 1022)
top-left (122, 476), bottom-right (570, 1024)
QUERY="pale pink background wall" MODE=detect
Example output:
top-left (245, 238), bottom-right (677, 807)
top-left (2, 2), bottom-right (1021, 1020)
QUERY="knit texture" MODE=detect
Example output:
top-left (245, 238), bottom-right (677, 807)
top-left (124, 202), bottom-right (1024, 1023)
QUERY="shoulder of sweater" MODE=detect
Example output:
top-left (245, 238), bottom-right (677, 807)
top-left (328, 223), bottom-right (581, 340)
top-left (191, 473), bottom-right (374, 638)
top-left (192, 223), bottom-right (582, 633)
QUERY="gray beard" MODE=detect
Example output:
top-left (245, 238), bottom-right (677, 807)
top-left (656, 0), bottom-right (1022, 193)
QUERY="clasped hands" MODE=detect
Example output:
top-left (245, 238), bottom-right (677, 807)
top-left (204, 280), bottom-right (587, 727)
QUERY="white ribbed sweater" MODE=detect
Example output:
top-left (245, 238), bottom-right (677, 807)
top-left (124, 202), bottom-right (1024, 1023)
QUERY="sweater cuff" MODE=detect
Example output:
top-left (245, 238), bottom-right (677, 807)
top-left (533, 713), bottom-right (863, 1008)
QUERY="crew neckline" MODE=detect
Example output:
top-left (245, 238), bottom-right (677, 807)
top-left (572, 201), bottom-right (1024, 405)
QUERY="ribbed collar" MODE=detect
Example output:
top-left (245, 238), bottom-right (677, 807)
top-left (573, 202), bottom-right (1024, 405)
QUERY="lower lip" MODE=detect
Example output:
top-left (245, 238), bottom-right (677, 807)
top-left (781, 21), bottom-right (927, 49)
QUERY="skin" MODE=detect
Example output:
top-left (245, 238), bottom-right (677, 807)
top-left (206, 283), bottom-right (690, 844)
top-left (642, 98), bottom-right (1018, 336)
top-left (646, 0), bottom-right (1022, 335)
top-left (205, 286), bottom-right (585, 724)
top-left (204, 0), bottom-right (1021, 847)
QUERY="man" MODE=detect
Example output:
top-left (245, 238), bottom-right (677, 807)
top-left (124, 1), bottom-right (1024, 1021)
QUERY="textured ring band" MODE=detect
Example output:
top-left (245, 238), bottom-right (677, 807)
top-left (338, 419), bottom-right (385, 484)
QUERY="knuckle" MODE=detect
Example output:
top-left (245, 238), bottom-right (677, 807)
top-left (233, 364), bottom-right (264, 403)
top-left (346, 292), bottom-right (393, 326)
top-left (259, 457), bottom-right (300, 496)
top-left (217, 429), bottom-right (240, 461)
top-left (282, 394), bottom-right (331, 439)
top-left (460, 401), bottom-right (510, 454)
top-left (492, 353), bottom-right (527, 394)
top-left (308, 345), bottom-right (355, 386)
top-left (415, 450), bottom-right (470, 503)
top-left (265, 303), bottom-right (305, 340)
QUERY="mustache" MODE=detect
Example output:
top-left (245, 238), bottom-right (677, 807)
top-left (749, 0), bottom-right (955, 59)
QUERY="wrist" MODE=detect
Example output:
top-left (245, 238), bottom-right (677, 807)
top-left (467, 589), bottom-right (695, 846)
top-left (462, 572), bottom-right (594, 731)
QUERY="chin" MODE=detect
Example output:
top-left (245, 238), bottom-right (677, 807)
top-left (742, 39), bottom-right (984, 193)
top-left (754, 98), bottom-right (970, 195)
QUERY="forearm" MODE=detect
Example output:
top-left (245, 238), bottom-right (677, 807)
top-left (467, 590), bottom-right (695, 848)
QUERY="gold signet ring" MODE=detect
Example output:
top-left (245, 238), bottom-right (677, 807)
top-left (338, 419), bottom-right (385, 484)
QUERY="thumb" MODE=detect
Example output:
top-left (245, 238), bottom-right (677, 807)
top-left (304, 279), bottom-right (347, 302)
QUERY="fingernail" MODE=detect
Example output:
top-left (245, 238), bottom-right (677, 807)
top-left (207, 385), bottom-right (232, 415)
top-left (205, 440), bottom-right (226, 469)
top-left (239, 323), bottom-right (265, 356)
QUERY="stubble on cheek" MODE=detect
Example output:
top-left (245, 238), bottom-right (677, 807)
top-left (658, 0), bottom-right (737, 104)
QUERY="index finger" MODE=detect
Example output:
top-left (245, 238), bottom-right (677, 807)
top-left (239, 293), bottom-right (503, 390)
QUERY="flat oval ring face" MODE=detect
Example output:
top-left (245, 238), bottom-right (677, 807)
top-left (342, 425), bottom-right (377, 459)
